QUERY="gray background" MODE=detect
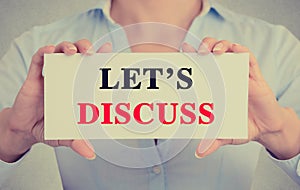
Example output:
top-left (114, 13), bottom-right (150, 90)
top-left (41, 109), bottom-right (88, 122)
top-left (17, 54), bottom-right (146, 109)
top-left (0, 0), bottom-right (300, 58)
top-left (0, 0), bottom-right (299, 190)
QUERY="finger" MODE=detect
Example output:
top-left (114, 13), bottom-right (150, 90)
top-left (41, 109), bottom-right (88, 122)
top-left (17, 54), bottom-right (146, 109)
top-left (27, 45), bottom-right (55, 80)
top-left (211, 40), bottom-right (233, 54)
top-left (198, 37), bottom-right (218, 54)
top-left (71, 140), bottom-right (96, 160)
top-left (231, 44), bottom-right (263, 81)
top-left (55, 41), bottom-right (78, 55)
top-left (195, 139), bottom-right (233, 158)
top-left (74, 39), bottom-right (94, 55)
top-left (58, 139), bottom-right (96, 160)
top-left (96, 42), bottom-right (113, 53)
top-left (231, 44), bottom-right (255, 66)
top-left (181, 42), bottom-right (197, 52)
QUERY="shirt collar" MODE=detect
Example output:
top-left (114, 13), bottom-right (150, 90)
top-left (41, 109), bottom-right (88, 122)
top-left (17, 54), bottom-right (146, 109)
top-left (209, 0), bottom-right (233, 20)
top-left (96, 0), bottom-right (226, 24)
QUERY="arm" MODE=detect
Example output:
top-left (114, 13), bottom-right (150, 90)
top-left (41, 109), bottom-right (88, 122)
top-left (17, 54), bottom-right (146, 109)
top-left (182, 35), bottom-right (300, 183)
top-left (0, 40), bottom-right (103, 163)
top-left (0, 38), bottom-right (113, 166)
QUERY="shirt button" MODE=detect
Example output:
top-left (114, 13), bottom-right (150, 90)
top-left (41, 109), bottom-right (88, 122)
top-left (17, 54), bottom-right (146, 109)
top-left (152, 166), bottom-right (161, 174)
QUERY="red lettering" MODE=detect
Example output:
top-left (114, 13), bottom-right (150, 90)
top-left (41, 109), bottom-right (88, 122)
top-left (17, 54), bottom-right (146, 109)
top-left (180, 103), bottom-right (196, 124)
top-left (157, 103), bottom-right (178, 125)
top-left (101, 103), bottom-right (113, 124)
top-left (199, 103), bottom-right (214, 124)
top-left (77, 103), bottom-right (99, 124)
top-left (133, 103), bottom-right (154, 124)
top-left (115, 103), bottom-right (131, 124)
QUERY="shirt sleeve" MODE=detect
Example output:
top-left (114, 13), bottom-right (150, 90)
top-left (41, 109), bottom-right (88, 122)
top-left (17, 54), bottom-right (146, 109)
top-left (265, 149), bottom-right (300, 185)
top-left (274, 26), bottom-right (300, 115)
top-left (0, 29), bottom-right (38, 186)
top-left (0, 151), bottom-right (30, 186)
top-left (0, 28), bottom-right (38, 109)
top-left (271, 26), bottom-right (300, 185)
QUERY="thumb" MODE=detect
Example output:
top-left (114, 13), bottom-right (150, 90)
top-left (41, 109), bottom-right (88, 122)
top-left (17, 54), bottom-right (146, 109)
top-left (231, 44), bottom-right (263, 81)
top-left (195, 139), bottom-right (233, 158)
top-left (27, 45), bottom-right (55, 81)
top-left (70, 140), bottom-right (96, 160)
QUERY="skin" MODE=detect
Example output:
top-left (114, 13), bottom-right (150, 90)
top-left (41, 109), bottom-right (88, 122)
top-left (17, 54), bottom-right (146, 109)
top-left (182, 41), bottom-right (300, 160)
top-left (0, 41), bottom-right (112, 162)
top-left (0, 0), bottom-right (299, 163)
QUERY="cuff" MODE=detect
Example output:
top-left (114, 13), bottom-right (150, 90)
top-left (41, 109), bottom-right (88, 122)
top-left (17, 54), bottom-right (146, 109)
top-left (265, 148), bottom-right (300, 185)
top-left (0, 149), bottom-right (30, 185)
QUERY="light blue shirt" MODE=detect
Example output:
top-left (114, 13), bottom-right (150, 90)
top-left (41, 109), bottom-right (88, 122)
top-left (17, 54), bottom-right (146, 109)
top-left (1, 1), bottom-right (300, 189)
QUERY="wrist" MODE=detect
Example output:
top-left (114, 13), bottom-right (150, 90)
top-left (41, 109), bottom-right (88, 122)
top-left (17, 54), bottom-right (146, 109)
top-left (0, 108), bottom-right (35, 162)
top-left (257, 107), bottom-right (300, 160)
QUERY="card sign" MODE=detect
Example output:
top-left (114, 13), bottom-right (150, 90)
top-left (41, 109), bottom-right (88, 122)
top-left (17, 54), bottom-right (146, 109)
top-left (44, 53), bottom-right (249, 140)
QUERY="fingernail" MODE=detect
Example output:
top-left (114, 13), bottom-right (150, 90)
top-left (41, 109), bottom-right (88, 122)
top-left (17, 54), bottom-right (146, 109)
top-left (86, 48), bottom-right (95, 55)
top-left (86, 153), bottom-right (96, 160)
top-left (213, 43), bottom-right (223, 52)
top-left (181, 42), bottom-right (195, 52)
top-left (45, 45), bottom-right (55, 53)
top-left (83, 140), bottom-right (96, 160)
top-left (198, 43), bottom-right (208, 54)
top-left (67, 44), bottom-right (77, 52)
top-left (84, 139), bottom-right (95, 152)
top-left (48, 44), bottom-right (56, 49)
top-left (181, 42), bottom-right (188, 50)
top-left (97, 42), bottom-right (113, 53)
top-left (105, 42), bottom-right (112, 48)
top-left (195, 152), bottom-right (203, 159)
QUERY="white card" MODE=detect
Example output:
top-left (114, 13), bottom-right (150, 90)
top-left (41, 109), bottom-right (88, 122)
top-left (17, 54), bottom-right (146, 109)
top-left (44, 53), bottom-right (249, 140)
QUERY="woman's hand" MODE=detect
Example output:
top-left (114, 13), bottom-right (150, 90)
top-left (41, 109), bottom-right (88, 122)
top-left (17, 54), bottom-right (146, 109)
top-left (182, 37), bottom-right (300, 160)
top-left (0, 39), bottom-right (112, 162)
